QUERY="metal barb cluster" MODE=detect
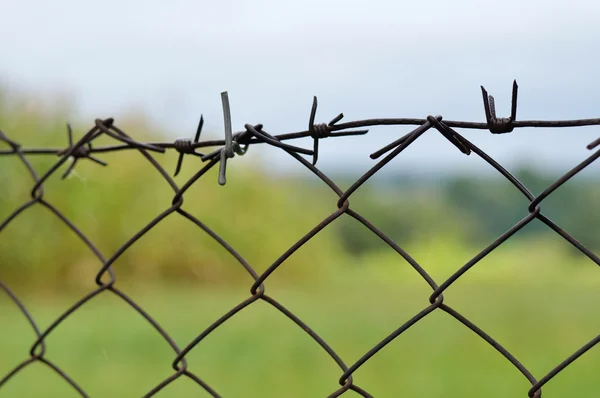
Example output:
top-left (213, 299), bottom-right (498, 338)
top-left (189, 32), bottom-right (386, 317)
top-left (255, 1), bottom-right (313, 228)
top-left (1, 81), bottom-right (599, 397)
top-left (58, 123), bottom-right (109, 179)
top-left (481, 80), bottom-right (518, 134)
top-left (169, 92), bottom-right (363, 185)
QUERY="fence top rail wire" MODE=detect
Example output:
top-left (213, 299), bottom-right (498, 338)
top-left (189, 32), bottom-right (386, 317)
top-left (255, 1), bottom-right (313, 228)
top-left (1, 80), bottom-right (599, 397)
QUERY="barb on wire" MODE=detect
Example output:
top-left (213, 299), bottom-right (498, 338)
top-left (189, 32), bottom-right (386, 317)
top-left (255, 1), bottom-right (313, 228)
top-left (481, 80), bottom-right (518, 134)
top-left (198, 126), bottom-right (256, 164)
top-left (308, 96), bottom-right (369, 165)
top-left (173, 115), bottom-right (205, 177)
top-left (218, 91), bottom-right (235, 186)
top-left (211, 91), bottom-right (256, 185)
top-left (58, 123), bottom-right (108, 179)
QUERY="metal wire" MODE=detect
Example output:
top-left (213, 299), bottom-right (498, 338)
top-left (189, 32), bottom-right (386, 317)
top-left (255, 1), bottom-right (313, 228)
top-left (1, 81), bottom-right (599, 397)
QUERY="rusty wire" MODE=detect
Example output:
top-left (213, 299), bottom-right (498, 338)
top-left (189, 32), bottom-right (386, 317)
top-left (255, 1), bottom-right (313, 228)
top-left (1, 82), bottom-right (599, 397)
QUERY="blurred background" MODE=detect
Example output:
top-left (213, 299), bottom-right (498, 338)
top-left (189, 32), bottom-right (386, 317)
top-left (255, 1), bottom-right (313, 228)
top-left (1, 0), bottom-right (599, 397)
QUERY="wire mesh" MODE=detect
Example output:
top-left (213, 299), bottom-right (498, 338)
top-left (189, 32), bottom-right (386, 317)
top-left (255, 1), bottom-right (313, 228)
top-left (1, 81), bottom-right (599, 397)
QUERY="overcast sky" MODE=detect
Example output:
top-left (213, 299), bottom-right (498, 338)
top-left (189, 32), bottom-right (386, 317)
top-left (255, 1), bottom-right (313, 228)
top-left (1, 0), bottom-right (599, 177)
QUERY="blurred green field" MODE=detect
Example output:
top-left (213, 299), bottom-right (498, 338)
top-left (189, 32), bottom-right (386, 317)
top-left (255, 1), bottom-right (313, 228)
top-left (2, 265), bottom-right (600, 397)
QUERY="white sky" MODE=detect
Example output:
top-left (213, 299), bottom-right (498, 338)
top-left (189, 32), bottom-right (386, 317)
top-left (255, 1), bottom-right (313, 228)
top-left (1, 0), bottom-right (599, 176)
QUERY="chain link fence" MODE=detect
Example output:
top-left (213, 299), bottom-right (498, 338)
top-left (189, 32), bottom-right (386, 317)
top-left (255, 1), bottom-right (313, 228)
top-left (1, 81), bottom-right (599, 397)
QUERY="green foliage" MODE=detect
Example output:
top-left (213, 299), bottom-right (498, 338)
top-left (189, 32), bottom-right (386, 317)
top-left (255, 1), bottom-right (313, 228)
top-left (331, 168), bottom-right (600, 260)
top-left (440, 167), bottom-right (600, 249)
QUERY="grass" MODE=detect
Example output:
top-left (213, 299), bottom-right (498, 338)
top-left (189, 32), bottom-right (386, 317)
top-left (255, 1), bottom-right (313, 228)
top-left (1, 270), bottom-right (599, 398)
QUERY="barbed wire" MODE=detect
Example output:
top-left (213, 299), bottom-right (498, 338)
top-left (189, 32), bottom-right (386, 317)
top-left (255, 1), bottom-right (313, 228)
top-left (1, 81), bottom-right (599, 397)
